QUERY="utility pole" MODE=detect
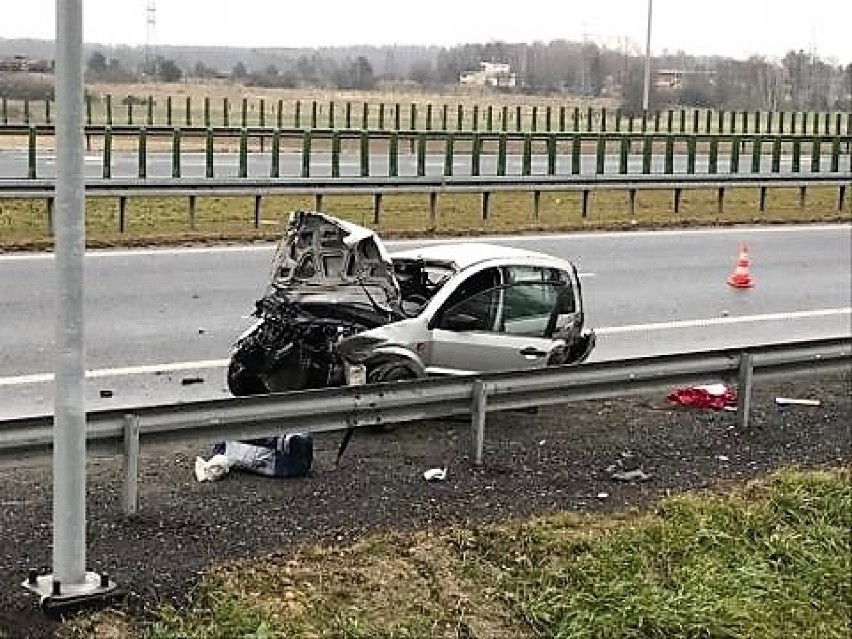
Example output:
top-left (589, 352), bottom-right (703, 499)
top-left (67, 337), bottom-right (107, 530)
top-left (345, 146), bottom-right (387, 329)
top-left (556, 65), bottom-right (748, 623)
top-left (145, 0), bottom-right (157, 78)
top-left (23, 0), bottom-right (117, 612)
top-left (642, 0), bottom-right (653, 112)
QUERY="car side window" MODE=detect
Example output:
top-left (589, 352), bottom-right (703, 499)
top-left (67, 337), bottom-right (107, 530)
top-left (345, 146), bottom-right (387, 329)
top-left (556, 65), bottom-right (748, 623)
top-left (500, 282), bottom-right (561, 337)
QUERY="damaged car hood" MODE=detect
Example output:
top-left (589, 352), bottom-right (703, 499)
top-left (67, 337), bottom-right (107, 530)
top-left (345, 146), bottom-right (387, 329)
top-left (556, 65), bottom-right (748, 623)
top-left (267, 211), bottom-right (401, 312)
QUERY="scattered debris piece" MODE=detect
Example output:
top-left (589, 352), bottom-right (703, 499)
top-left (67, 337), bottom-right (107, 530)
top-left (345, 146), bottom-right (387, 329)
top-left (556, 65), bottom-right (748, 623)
top-left (99, 389), bottom-right (114, 399)
top-left (181, 377), bottom-right (204, 386)
top-left (595, 492), bottom-right (609, 500)
top-left (197, 328), bottom-right (206, 335)
top-left (611, 469), bottom-right (651, 482)
top-left (194, 454), bottom-right (230, 482)
top-left (775, 397), bottom-right (821, 407)
top-left (667, 383), bottom-right (737, 410)
top-left (717, 455), bottom-right (730, 462)
top-left (423, 467), bottom-right (447, 482)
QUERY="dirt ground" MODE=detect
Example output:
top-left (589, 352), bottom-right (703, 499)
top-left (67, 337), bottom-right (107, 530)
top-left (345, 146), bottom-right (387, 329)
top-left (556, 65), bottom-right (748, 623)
top-left (0, 371), bottom-right (849, 638)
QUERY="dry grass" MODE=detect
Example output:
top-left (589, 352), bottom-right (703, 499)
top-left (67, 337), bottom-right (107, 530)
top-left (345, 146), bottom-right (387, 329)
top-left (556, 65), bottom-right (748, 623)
top-left (1, 186), bottom-right (847, 251)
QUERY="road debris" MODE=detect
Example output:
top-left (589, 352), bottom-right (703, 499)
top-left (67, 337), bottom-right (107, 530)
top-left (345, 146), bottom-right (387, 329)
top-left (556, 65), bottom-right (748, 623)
top-left (99, 389), bottom-right (114, 399)
top-left (775, 397), bottom-right (821, 407)
top-left (611, 469), bottom-right (651, 482)
top-left (423, 467), bottom-right (447, 482)
top-left (667, 383), bottom-right (737, 410)
top-left (181, 377), bottom-right (204, 386)
top-left (194, 454), bottom-right (230, 482)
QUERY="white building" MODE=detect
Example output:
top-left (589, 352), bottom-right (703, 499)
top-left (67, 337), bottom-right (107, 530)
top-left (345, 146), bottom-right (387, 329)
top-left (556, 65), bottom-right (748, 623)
top-left (460, 62), bottom-right (516, 88)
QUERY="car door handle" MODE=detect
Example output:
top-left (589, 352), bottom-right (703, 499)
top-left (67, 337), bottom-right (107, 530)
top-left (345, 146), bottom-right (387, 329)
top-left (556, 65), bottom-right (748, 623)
top-left (519, 346), bottom-right (547, 357)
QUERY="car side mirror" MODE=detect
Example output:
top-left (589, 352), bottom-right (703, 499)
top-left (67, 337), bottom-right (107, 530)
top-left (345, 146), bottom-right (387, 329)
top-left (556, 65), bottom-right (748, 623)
top-left (441, 311), bottom-right (481, 332)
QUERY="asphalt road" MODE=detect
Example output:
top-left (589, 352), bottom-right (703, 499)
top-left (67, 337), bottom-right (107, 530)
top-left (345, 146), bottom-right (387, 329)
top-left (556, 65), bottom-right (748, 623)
top-left (0, 150), bottom-right (849, 179)
top-left (1, 225), bottom-right (849, 420)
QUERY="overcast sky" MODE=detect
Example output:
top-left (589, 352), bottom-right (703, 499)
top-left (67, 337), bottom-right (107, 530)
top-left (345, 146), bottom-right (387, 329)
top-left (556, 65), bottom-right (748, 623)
top-left (3, 0), bottom-right (851, 63)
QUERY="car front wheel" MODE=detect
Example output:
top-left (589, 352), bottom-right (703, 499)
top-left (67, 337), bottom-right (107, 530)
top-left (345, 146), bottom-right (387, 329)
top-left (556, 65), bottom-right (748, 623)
top-left (227, 359), bottom-right (268, 396)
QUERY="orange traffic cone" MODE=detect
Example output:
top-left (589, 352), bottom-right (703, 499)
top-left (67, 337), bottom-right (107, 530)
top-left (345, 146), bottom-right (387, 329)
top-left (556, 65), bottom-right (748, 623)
top-left (727, 243), bottom-right (754, 288)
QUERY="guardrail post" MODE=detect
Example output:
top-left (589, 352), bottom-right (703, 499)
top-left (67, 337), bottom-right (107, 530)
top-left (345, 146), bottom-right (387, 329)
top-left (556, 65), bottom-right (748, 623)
top-left (122, 414), bottom-right (140, 517)
top-left (790, 112), bottom-right (797, 134)
top-left (188, 195), bottom-right (197, 230)
top-left (546, 135), bottom-right (556, 175)
top-left (558, 106), bottom-right (565, 132)
top-left (118, 196), bottom-right (127, 233)
top-left (736, 353), bottom-right (754, 430)
top-left (766, 111), bottom-right (773, 135)
top-left (105, 94), bottom-right (112, 126)
top-left (171, 128), bottom-right (181, 178)
top-left (481, 191), bottom-right (490, 220)
top-left (137, 127), bottom-right (147, 178)
top-left (812, 112), bottom-right (819, 135)
top-left (673, 188), bottom-right (682, 214)
top-left (628, 188), bottom-right (636, 215)
top-left (240, 98), bottom-right (248, 128)
top-left (779, 111), bottom-right (785, 134)
top-left (470, 380), bottom-right (487, 466)
top-left (769, 137), bottom-right (781, 173)
top-left (798, 186), bottom-right (807, 211)
top-left (314, 193), bottom-right (323, 212)
top-left (23, 98), bottom-right (30, 124)
top-left (741, 110), bottom-right (748, 134)
top-left (429, 192), bottom-right (438, 231)
top-left (705, 109), bottom-right (711, 134)
top-left (444, 133), bottom-right (454, 176)
top-left (599, 107), bottom-right (606, 133)
top-left (545, 106), bottom-right (552, 132)
top-left (687, 136), bottom-right (697, 174)
top-left (45, 98), bottom-right (51, 125)
top-left (839, 185), bottom-right (847, 212)
top-left (331, 131), bottom-right (341, 178)
top-left (717, 110), bottom-right (724, 134)
top-left (372, 193), bottom-right (382, 226)
top-left (44, 197), bottom-right (55, 236)
top-left (586, 106), bottom-right (593, 132)
top-left (1, 97), bottom-right (6, 124)
top-left (759, 186), bottom-right (767, 212)
top-left (360, 131), bottom-right (370, 177)
top-left (301, 131), bottom-right (311, 178)
top-left (692, 109), bottom-right (699, 133)
top-left (254, 195), bottom-right (262, 229)
top-left (532, 190), bottom-right (541, 221)
top-left (203, 97), bottom-right (210, 127)
top-left (581, 189), bottom-right (590, 218)
top-left (791, 138), bottom-right (801, 172)
top-left (811, 138), bottom-right (821, 173)
top-left (717, 187), bottom-right (725, 214)
top-left (389, 132), bottom-right (399, 177)
top-left (471, 133), bottom-right (481, 177)
top-left (679, 109), bottom-right (686, 133)
top-left (828, 135), bottom-right (839, 171)
top-left (27, 126), bottom-right (37, 179)
top-left (730, 135), bottom-right (740, 173)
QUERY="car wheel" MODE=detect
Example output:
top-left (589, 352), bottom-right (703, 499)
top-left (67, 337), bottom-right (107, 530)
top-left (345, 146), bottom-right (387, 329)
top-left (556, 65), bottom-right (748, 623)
top-left (367, 361), bottom-right (416, 384)
top-left (227, 359), bottom-right (267, 396)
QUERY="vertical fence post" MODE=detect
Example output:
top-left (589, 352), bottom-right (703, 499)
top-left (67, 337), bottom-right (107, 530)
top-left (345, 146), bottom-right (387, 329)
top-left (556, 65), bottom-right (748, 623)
top-left (522, 134), bottom-right (532, 176)
top-left (736, 352), bottom-right (754, 430)
top-left (771, 137), bottom-right (781, 173)
top-left (704, 136), bottom-right (717, 174)
top-left (102, 127), bottom-right (112, 179)
top-left (441, 104), bottom-right (448, 131)
top-left (46, 197), bottom-right (54, 236)
top-left (1, 97), bottom-right (6, 124)
top-left (751, 136), bottom-right (762, 173)
top-left (276, 99), bottom-right (283, 129)
top-left (301, 131), bottom-right (311, 178)
top-left (487, 105), bottom-right (493, 132)
top-left (223, 98), bottom-right (229, 127)
top-left (573, 107), bottom-right (579, 132)
top-left (586, 106), bottom-right (593, 132)
top-left (558, 106), bottom-right (565, 132)
top-left (238, 128), bottom-right (248, 178)
top-left (619, 136), bottom-right (629, 174)
top-left (600, 107), bottom-right (606, 133)
top-left (188, 195), bottom-right (196, 230)
top-left (294, 100), bottom-right (301, 128)
top-left (457, 105), bottom-right (464, 131)
top-left (137, 128), bottom-right (147, 178)
top-left (204, 97), bottom-right (210, 127)
top-left (664, 135), bottom-right (674, 174)
top-left (205, 128), bottom-right (214, 178)
top-left (497, 134), bottom-right (507, 176)
top-left (310, 100), bottom-right (317, 128)
top-left (571, 135), bottom-right (581, 175)
top-left (830, 136), bottom-right (840, 172)
top-left (331, 131), bottom-right (341, 178)
top-left (654, 110), bottom-right (661, 133)
top-left (473, 105), bottom-right (479, 131)
top-left (502, 105), bottom-right (509, 132)
top-left (730, 135), bottom-right (740, 173)
top-left (394, 103), bottom-right (401, 130)
top-left (417, 133), bottom-right (427, 177)
top-left (642, 135), bottom-right (652, 174)
top-left (127, 98), bottom-right (133, 126)
top-left (27, 127), bottom-right (37, 179)
top-left (362, 102), bottom-right (369, 129)
top-left (360, 130), bottom-right (370, 177)
top-left (328, 100), bottom-right (335, 128)
top-left (546, 135), bottom-right (556, 175)
top-left (426, 103), bottom-right (433, 130)
top-left (518, 105), bottom-right (524, 132)
top-left (410, 103), bottom-right (418, 130)
top-left (792, 138), bottom-right (801, 173)
top-left (389, 132), bottom-right (399, 177)
top-left (471, 133), bottom-right (481, 177)
top-left (444, 133), bottom-right (454, 176)
top-left (45, 98), bottom-right (51, 124)
top-left (687, 136), bottom-right (696, 174)
top-left (666, 109), bottom-right (673, 133)
top-left (811, 138), bottom-right (821, 173)
top-left (166, 96), bottom-right (172, 126)
top-left (546, 106), bottom-right (552, 132)
top-left (23, 98), bottom-right (30, 124)
top-left (241, 98), bottom-right (248, 128)
top-left (595, 135), bottom-right (605, 174)
top-left (171, 128), bottom-right (181, 178)
top-left (692, 109), bottom-right (699, 133)
top-left (259, 99), bottom-right (266, 129)
top-left (146, 95), bottom-right (153, 126)
top-left (117, 195), bottom-right (128, 233)
top-left (271, 128), bottom-right (281, 178)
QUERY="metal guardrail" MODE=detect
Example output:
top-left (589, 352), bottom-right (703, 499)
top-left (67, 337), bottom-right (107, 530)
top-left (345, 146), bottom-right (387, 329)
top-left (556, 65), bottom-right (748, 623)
top-left (0, 174), bottom-right (848, 233)
top-left (1, 337), bottom-right (849, 514)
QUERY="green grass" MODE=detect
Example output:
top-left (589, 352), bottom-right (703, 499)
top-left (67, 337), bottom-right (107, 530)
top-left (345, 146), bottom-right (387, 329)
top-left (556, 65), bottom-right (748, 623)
top-left (65, 467), bottom-right (849, 639)
top-left (1, 186), bottom-right (848, 251)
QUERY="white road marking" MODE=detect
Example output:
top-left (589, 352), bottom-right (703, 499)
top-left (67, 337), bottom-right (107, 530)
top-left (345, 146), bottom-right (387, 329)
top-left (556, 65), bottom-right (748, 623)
top-left (2, 224), bottom-right (848, 262)
top-left (1, 307), bottom-right (848, 388)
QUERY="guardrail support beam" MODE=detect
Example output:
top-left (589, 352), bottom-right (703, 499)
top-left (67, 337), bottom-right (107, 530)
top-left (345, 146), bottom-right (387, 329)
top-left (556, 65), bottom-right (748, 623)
top-left (471, 380), bottom-right (488, 466)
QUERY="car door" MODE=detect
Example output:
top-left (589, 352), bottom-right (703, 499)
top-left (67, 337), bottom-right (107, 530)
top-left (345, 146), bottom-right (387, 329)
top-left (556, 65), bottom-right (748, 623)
top-left (425, 265), bottom-right (569, 374)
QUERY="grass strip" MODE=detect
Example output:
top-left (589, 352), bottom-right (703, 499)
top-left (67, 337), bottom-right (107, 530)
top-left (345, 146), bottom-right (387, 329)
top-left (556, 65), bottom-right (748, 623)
top-left (67, 467), bottom-right (850, 638)
top-left (1, 187), bottom-right (848, 251)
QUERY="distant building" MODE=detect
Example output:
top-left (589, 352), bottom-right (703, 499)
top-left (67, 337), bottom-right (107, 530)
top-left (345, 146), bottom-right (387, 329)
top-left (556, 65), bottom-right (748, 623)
top-left (0, 55), bottom-right (53, 73)
top-left (654, 68), bottom-right (715, 90)
top-left (459, 62), bottom-right (516, 88)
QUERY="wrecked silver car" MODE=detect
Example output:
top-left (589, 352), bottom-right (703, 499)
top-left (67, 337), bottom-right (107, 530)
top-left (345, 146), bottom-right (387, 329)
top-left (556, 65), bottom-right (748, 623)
top-left (227, 211), bottom-right (595, 396)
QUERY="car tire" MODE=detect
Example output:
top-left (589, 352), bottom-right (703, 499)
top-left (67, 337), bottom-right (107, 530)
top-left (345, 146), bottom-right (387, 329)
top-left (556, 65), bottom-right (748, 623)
top-left (367, 361), bottom-right (416, 384)
top-left (227, 359), bottom-right (267, 396)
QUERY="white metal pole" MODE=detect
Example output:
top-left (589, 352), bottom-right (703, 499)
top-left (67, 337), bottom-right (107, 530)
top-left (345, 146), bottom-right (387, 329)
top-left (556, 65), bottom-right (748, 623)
top-left (53, 0), bottom-right (87, 585)
top-left (642, 0), bottom-right (653, 112)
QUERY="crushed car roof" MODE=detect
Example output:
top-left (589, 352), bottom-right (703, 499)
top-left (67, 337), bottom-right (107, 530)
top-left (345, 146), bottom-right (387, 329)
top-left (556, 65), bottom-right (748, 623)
top-left (390, 242), bottom-right (568, 270)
